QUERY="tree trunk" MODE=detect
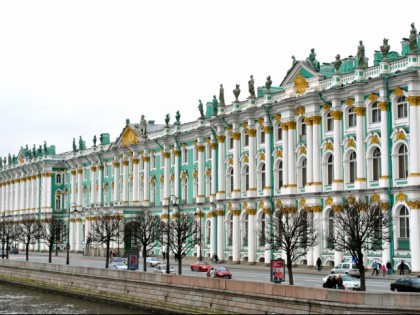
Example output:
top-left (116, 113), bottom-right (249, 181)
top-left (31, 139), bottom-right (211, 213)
top-left (178, 256), bottom-right (182, 275)
top-left (48, 244), bottom-right (53, 263)
top-left (142, 247), bottom-right (147, 272)
top-left (359, 264), bottom-right (366, 291)
top-left (105, 241), bottom-right (110, 268)
top-left (25, 243), bottom-right (29, 261)
top-left (287, 253), bottom-right (294, 285)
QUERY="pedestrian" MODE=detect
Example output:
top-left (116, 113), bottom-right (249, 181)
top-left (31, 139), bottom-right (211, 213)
top-left (400, 260), bottom-right (405, 275)
top-left (386, 260), bottom-right (392, 275)
top-left (336, 275), bottom-right (344, 290)
top-left (332, 275), bottom-right (337, 289)
top-left (316, 257), bottom-right (322, 272)
top-left (324, 276), bottom-right (334, 289)
top-left (382, 263), bottom-right (386, 277)
top-left (371, 260), bottom-right (379, 276)
top-left (162, 250), bottom-right (166, 260)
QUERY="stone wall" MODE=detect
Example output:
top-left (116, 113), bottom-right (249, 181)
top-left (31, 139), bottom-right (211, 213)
top-left (0, 260), bottom-right (419, 314)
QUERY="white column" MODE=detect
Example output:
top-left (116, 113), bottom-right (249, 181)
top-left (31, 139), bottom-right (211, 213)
top-left (210, 142), bottom-right (217, 202)
top-left (312, 116), bottom-right (321, 189)
top-left (143, 154), bottom-right (150, 206)
top-left (46, 173), bottom-right (52, 212)
top-left (264, 205), bottom-right (271, 264)
top-left (217, 206), bottom-right (225, 262)
top-left (77, 169), bottom-right (83, 209)
top-left (216, 133), bottom-right (226, 200)
top-left (210, 204), bottom-right (217, 257)
top-left (112, 161), bottom-right (120, 203)
top-left (196, 142), bottom-right (205, 204)
top-left (31, 175), bottom-right (36, 212)
top-left (97, 166), bottom-right (103, 205)
top-left (409, 207), bottom-right (420, 271)
top-left (287, 121), bottom-right (296, 189)
top-left (247, 206), bottom-right (256, 264)
top-left (163, 149), bottom-right (170, 206)
top-left (408, 96), bottom-right (420, 184)
top-left (379, 102), bottom-right (389, 186)
top-left (248, 123), bottom-right (256, 198)
top-left (355, 106), bottom-right (366, 189)
top-left (75, 219), bottom-right (81, 251)
top-left (132, 155), bottom-right (140, 205)
top-left (122, 159), bottom-right (129, 205)
top-left (71, 170), bottom-right (76, 206)
top-left (14, 178), bottom-right (19, 211)
top-left (90, 166), bottom-right (97, 205)
top-left (313, 208), bottom-right (322, 265)
top-left (174, 150), bottom-right (180, 200)
top-left (264, 123), bottom-right (272, 196)
top-left (281, 122), bottom-right (289, 188)
top-left (232, 130), bottom-right (240, 199)
top-left (305, 117), bottom-right (313, 186)
top-left (332, 110), bottom-right (343, 190)
top-left (232, 205), bottom-right (240, 263)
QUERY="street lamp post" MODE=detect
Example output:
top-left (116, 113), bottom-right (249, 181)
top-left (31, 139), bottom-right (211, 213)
top-left (167, 195), bottom-right (177, 274)
top-left (195, 208), bottom-right (202, 262)
top-left (66, 202), bottom-right (78, 265)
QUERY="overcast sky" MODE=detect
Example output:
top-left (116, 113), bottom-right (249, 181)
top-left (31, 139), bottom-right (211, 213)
top-left (0, 0), bottom-right (419, 158)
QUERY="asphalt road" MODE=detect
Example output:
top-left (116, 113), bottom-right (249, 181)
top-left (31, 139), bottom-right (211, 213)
top-left (3, 252), bottom-right (398, 293)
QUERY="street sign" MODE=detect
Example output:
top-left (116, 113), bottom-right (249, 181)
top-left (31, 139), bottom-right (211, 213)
top-left (270, 258), bottom-right (285, 283)
top-left (128, 254), bottom-right (139, 270)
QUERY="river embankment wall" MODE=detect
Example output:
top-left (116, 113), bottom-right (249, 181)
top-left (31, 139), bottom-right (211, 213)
top-left (0, 260), bottom-right (418, 314)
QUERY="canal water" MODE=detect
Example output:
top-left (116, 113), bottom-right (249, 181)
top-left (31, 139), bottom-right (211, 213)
top-left (0, 283), bottom-right (153, 314)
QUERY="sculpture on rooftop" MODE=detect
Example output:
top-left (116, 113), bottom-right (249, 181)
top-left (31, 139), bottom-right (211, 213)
top-left (233, 84), bottom-right (241, 102)
top-left (79, 136), bottom-right (84, 151)
top-left (333, 54), bottom-right (342, 73)
top-left (292, 55), bottom-right (297, 66)
top-left (93, 135), bottom-right (97, 147)
top-left (139, 115), bottom-right (147, 135)
top-left (175, 111), bottom-right (181, 125)
top-left (306, 48), bottom-right (320, 71)
top-left (409, 23), bottom-right (418, 54)
top-left (100, 134), bottom-right (104, 144)
top-left (32, 144), bottom-right (36, 157)
top-left (73, 138), bottom-right (77, 152)
top-left (0, 157), bottom-right (2, 168)
top-left (357, 40), bottom-right (367, 69)
top-left (37, 146), bottom-right (42, 156)
top-left (3, 157), bottom-right (6, 166)
top-left (380, 38), bottom-right (390, 61)
top-left (248, 75), bottom-right (256, 98)
top-left (219, 84), bottom-right (225, 106)
top-left (8, 153), bottom-right (11, 164)
top-left (265, 76), bottom-right (272, 94)
top-left (43, 141), bottom-right (48, 154)
top-left (212, 95), bottom-right (218, 116)
top-left (198, 100), bottom-right (205, 119)
top-left (165, 113), bottom-right (170, 126)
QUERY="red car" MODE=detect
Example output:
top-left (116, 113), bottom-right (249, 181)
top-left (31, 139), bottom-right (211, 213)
top-left (190, 261), bottom-right (212, 272)
top-left (207, 266), bottom-right (232, 279)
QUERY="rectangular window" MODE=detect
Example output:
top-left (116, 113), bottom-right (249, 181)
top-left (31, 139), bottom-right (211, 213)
top-left (244, 133), bottom-right (249, 147)
top-left (397, 103), bottom-right (408, 119)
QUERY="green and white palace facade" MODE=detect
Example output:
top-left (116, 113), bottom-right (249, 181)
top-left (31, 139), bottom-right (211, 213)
top-left (2, 29), bottom-right (420, 272)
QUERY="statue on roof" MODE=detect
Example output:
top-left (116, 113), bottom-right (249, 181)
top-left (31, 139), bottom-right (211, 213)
top-left (265, 76), bottom-right (272, 94)
top-left (8, 153), bottom-right (11, 164)
top-left (0, 157), bottom-right (2, 168)
top-left (43, 141), bottom-right (48, 154)
top-left (100, 134), bottom-right (104, 144)
top-left (248, 75), bottom-right (256, 98)
top-left (32, 144), bottom-right (36, 157)
top-left (165, 113), bottom-right (170, 126)
top-left (198, 100), bottom-right (205, 119)
top-left (219, 84), bottom-right (225, 106)
top-left (175, 111), bottom-right (181, 125)
top-left (72, 138), bottom-right (77, 152)
top-left (306, 48), bottom-right (320, 71)
top-left (333, 54), bottom-right (342, 73)
top-left (233, 84), bottom-right (241, 102)
top-left (93, 135), bottom-right (97, 147)
top-left (357, 40), bottom-right (367, 69)
top-left (37, 145), bottom-right (42, 156)
top-left (409, 23), bottom-right (418, 54)
top-left (25, 144), bottom-right (29, 155)
top-left (79, 136), bottom-right (84, 150)
top-left (380, 38), bottom-right (390, 61)
top-left (12, 155), bottom-right (16, 164)
top-left (139, 115), bottom-right (147, 135)
top-left (212, 95), bottom-right (218, 116)
top-left (126, 118), bottom-right (130, 125)
top-left (292, 55), bottom-right (297, 66)
top-left (3, 157), bottom-right (6, 166)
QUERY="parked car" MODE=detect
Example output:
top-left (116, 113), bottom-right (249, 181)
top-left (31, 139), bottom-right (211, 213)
top-left (330, 262), bottom-right (360, 277)
top-left (146, 257), bottom-right (162, 267)
top-left (322, 274), bottom-right (360, 290)
top-left (207, 266), bottom-right (232, 279)
top-left (10, 247), bottom-right (18, 254)
top-left (111, 256), bottom-right (127, 265)
top-left (190, 261), bottom-right (212, 272)
top-left (109, 261), bottom-right (128, 270)
top-left (153, 264), bottom-right (176, 274)
top-left (390, 277), bottom-right (420, 292)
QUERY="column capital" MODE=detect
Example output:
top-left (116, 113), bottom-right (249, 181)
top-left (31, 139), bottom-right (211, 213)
top-left (331, 111), bottom-right (342, 120)
top-left (354, 107), bottom-right (366, 116)
top-left (378, 101), bottom-right (388, 111)
top-left (407, 96), bottom-right (420, 106)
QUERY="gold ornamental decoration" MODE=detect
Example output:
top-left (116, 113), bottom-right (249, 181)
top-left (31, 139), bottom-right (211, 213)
top-left (325, 196), bottom-right (333, 206)
top-left (121, 128), bottom-right (139, 147)
top-left (371, 193), bottom-right (380, 203)
top-left (293, 71), bottom-right (309, 95)
top-left (407, 96), bottom-right (420, 106)
top-left (393, 87), bottom-right (404, 97)
top-left (345, 98), bottom-right (355, 106)
top-left (368, 93), bottom-right (378, 101)
top-left (275, 199), bottom-right (282, 208)
top-left (274, 114), bottom-right (281, 121)
top-left (325, 142), bottom-right (333, 151)
top-left (295, 106), bottom-right (305, 116)
top-left (396, 130), bottom-right (406, 140)
top-left (370, 134), bottom-right (379, 145)
top-left (396, 191), bottom-right (407, 202)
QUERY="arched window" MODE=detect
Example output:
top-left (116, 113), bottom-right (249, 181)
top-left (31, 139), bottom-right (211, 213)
top-left (347, 107), bottom-right (356, 128)
top-left (181, 178), bottom-right (188, 204)
top-left (227, 167), bottom-right (233, 195)
top-left (300, 158), bottom-right (307, 188)
top-left (274, 160), bottom-right (283, 190)
top-left (326, 154), bottom-right (334, 185)
top-left (396, 96), bottom-right (408, 119)
top-left (241, 165), bottom-right (249, 193)
top-left (55, 194), bottom-right (62, 210)
top-left (348, 151), bottom-right (357, 183)
top-left (150, 182), bottom-right (156, 206)
top-left (397, 144), bottom-right (408, 179)
top-left (205, 175), bottom-right (211, 200)
top-left (399, 206), bottom-right (410, 239)
top-left (371, 102), bottom-right (381, 123)
top-left (243, 130), bottom-right (249, 147)
top-left (257, 163), bottom-right (266, 192)
top-left (372, 147), bottom-right (381, 181)
top-left (182, 147), bottom-right (188, 164)
top-left (325, 112), bottom-right (334, 132)
top-left (56, 173), bottom-right (62, 185)
top-left (300, 119), bottom-right (307, 141)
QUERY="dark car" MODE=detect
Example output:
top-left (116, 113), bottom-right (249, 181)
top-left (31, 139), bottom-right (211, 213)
top-left (190, 261), bottom-right (212, 272)
top-left (207, 266), bottom-right (232, 279)
top-left (390, 277), bottom-right (420, 292)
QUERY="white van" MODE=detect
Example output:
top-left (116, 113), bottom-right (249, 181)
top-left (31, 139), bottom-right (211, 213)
top-left (330, 262), bottom-right (360, 277)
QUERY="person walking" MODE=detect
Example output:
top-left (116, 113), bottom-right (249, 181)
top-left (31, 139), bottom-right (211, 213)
top-left (316, 257), bottom-right (322, 272)
top-left (382, 263), bottom-right (386, 277)
top-left (400, 260), bottom-right (405, 275)
top-left (337, 275), bottom-right (344, 290)
top-left (371, 260), bottom-right (379, 276)
top-left (386, 260), bottom-right (392, 275)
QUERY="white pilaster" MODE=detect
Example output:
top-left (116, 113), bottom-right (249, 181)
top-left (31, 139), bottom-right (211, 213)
top-left (305, 117), bottom-right (313, 188)
top-left (332, 110), bottom-right (343, 190)
top-left (248, 122), bottom-right (256, 198)
top-left (409, 208), bottom-right (420, 272)
top-left (247, 206), bottom-right (256, 264)
top-left (196, 142), bottom-right (205, 204)
top-left (281, 122), bottom-right (289, 189)
top-left (216, 133), bottom-right (226, 200)
top-left (355, 105), bottom-right (366, 189)
top-left (408, 97), bottom-right (420, 184)
top-left (90, 166), bottom-right (97, 205)
top-left (132, 155), bottom-right (140, 206)
top-left (287, 121), bottom-right (296, 192)
top-left (97, 166), bottom-right (103, 205)
top-left (163, 149), bottom-right (170, 206)
top-left (264, 123), bottom-right (272, 196)
top-left (112, 160), bottom-right (120, 203)
top-left (210, 142), bottom-right (217, 202)
top-left (379, 101), bottom-right (389, 187)
top-left (232, 130), bottom-right (241, 199)
top-left (210, 204), bottom-right (217, 257)
top-left (143, 154), bottom-right (150, 207)
top-left (77, 169), bottom-right (83, 210)
top-left (312, 117), bottom-right (322, 191)
top-left (313, 209), bottom-right (322, 265)
top-left (122, 159), bottom-right (129, 205)
top-left (232, 204), bottom-right (240, 263)
top-left (217, 206), bottom-right (225, 261)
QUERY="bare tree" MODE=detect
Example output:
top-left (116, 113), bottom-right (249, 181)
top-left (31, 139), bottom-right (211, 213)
top-left (18, 215), bottom-right (42, 261)
top-left (126, 211), bottom-right (161, 272)
top-left (88, 212), bottom-right (125, 268)
top-left (0, 217), bottom-right (22, 259)
top-left (39, 218), bottom-right (63, 263)
top-left (259, 206), bottom-right (318, 285)
top-left (160, 211), bottom-right (198, 275)
top-left (327, 198), bottom-right (389, 291)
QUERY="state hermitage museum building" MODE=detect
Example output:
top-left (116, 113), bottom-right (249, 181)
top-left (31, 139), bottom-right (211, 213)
top-left (2, 27), bottom-right (420, 272)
